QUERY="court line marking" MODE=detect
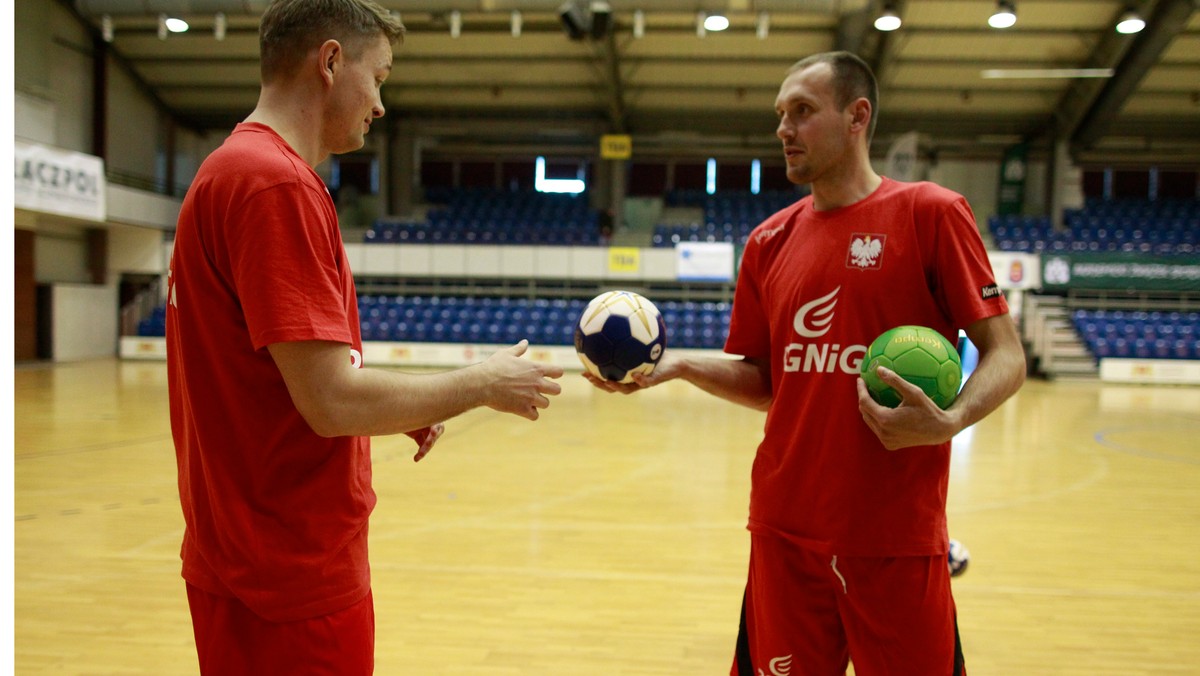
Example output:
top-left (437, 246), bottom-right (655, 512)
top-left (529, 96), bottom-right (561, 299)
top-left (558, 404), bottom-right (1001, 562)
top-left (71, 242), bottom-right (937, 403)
top-left (960, 583), bottom-right (1200, 601)
top-left (374, 520), bottom-right (747, 533)
top-left (1093, 424), bottom-right (1200, 466)
top-left (370, 560), bottom-right (746, 587)
top-left (372, 456), bottom-right (675, 541)
top-left (14, 411), bottom-right (501, 521)
top-left (369, 562), bottom-right (1200, 602)
top-left (118, 527), bottom-right (186, 558)
top-left (14, 433), bottom-right (173, 461)
top-left (15, 496), bottom-right (172, 522)
top-left (948, 448), bottom-right (1111, 515)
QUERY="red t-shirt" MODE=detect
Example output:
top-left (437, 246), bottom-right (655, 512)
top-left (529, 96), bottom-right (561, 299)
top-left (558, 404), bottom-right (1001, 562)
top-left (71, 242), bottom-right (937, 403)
top-left (166, 123), bottom-right (373, 622)
top-left (726, 177), bottom-right (1007, 557)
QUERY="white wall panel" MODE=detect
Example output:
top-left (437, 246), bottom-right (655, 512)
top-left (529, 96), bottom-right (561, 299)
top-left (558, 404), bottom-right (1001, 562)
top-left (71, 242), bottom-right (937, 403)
top-left (106, 184), bottom-right (181, 229)
top-left (108, 224), bottom-right (168, 275)
top-left (52, 283), bottom-right (119, 361)
top-left (500, 246), bottom-right (537, 277)
top-left (35, 232), bottom-right (90, 284)
top-left (465, 247), bottom-right (502, 277)
top-left (430, 245), bottom-right (469, 276)
top-left (397, 245), bottom-right (432, 276)
top-left (534, 247), bottom-right (573, 278)
top-left (362, 244), bottom-right (399, 276)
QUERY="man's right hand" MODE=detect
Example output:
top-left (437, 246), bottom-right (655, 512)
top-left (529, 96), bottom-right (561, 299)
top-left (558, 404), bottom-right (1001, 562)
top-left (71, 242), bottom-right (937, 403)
top-left (480, 340), bottom-right (564, 420)
top-left (581, 352), bottom-right (683, 395)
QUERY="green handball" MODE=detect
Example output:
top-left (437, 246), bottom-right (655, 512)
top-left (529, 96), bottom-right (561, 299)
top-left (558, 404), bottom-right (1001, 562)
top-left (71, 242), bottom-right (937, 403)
top-left (861, 325), bottom-right (963, 409)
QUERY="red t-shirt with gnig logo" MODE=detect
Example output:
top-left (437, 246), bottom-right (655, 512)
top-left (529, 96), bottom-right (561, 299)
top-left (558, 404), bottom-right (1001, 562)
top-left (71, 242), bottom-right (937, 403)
top-left (726, 178), bottom-right (1007, 557)
top-left (167, 123), bottom-right (373, 622)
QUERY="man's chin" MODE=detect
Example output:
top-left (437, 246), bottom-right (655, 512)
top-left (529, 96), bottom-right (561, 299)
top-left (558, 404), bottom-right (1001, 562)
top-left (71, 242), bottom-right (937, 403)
top-left (786, 167), bottom-right (811, 185)
top-left (335, 137), bottom-right (367, 155)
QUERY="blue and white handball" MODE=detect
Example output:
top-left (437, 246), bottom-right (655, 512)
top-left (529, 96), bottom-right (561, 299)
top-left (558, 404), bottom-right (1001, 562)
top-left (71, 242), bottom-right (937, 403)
top-left (948, 539), bottom-right (970, 578)
top-left (574, 290), bottom-right (667, 384)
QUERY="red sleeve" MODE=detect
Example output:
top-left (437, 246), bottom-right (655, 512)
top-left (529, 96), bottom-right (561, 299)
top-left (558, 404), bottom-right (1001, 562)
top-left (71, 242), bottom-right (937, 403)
top-left (226, 182), bottom-right (352, 350)
top-left (725, 236), bottom-right (772, 359)
top-left (931, 195), bottom-right (1009, 328)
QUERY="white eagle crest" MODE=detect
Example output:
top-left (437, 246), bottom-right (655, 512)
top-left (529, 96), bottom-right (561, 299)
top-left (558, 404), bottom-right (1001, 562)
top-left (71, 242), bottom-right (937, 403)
top-left (849, 235), bottom-right (883, 268)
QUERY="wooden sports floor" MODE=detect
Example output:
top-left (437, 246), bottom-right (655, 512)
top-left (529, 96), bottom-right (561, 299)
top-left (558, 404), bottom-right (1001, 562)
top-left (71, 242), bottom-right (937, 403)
top-left (13, 358), bottom-right (1200, 675)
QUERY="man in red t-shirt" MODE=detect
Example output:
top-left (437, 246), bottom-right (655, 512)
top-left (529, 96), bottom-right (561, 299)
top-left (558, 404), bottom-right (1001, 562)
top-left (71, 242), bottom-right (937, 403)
top-left (587, 52), bottom-right (1026, 675)
top-left (167, 2), bottom-right (563, 673)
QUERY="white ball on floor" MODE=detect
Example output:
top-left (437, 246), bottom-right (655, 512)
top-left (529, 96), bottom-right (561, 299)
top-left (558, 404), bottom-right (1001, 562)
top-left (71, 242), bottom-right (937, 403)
top-left (948, 539), bottom-right (970, 578)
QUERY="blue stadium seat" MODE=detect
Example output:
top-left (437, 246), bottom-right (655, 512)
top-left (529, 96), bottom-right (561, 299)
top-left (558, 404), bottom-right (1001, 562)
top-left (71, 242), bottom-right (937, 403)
top-left (138, 307), bottom-right (168, 337)
top-left (355, 293), bottom-right (735, 350)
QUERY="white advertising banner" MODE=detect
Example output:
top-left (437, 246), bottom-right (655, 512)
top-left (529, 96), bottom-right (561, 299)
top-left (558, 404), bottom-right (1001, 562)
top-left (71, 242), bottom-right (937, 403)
top-left (676, 241), bottom-right (735, 282)
top-left (987, 251), bottom-right (1041, 290)
top-left (14, 140), bottom-right (107, 222)
top-left (1099, 358), bottom-right (1200, 386)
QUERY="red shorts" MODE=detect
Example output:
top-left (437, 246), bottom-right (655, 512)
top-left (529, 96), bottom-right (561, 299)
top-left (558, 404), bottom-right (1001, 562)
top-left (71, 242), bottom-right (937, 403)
top-left (731, 533), bottom-right (965, 676)
top-left (186, 583), bottom-right (375, 675)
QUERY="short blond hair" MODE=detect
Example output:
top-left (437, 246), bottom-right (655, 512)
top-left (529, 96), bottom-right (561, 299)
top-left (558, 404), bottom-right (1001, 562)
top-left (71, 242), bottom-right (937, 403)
top-left (259, 0), bottom-right (405, 83)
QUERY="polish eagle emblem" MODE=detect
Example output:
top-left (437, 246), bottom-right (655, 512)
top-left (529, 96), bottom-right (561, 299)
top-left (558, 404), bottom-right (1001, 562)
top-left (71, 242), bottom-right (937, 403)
top-left (848, 234), bottom-right (885, 269)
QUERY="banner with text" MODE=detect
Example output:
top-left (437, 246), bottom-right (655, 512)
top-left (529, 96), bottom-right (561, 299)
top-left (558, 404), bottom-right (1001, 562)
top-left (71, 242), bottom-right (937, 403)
top-left (607, 247), bottom-right (640, 273)
top-left (600, 134), bottom-right (632, 160)
top-left (1041, 253), bottom-right (1200, 292)
top-left (676, 242), bottom-right (735, 282)
top-left (14, 140), bottom-right (107, 222)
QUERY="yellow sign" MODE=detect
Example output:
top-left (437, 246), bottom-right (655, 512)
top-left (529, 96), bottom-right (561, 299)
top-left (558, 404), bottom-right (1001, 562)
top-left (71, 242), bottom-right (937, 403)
top-left (600, 134), bottom-right (632, 160)
top-left (608, 247), bottom-right (640, 272)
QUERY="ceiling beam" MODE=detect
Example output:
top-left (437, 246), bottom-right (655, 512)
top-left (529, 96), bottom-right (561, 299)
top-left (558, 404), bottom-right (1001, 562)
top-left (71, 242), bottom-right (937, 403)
top-left (54, 0), bottom-right (209, 132)
top-left (1070, 0), bottom-right (1198, 152)
top-left (834, 0), bottom-right (907, 105)
top-left (1049, 0), bottom-right (1152, 143)
top-left (864, 0), bottom-right (906, 86)
top-left (834, 4), bottom-right (871, 54)
top-left (596, 30), bottom-right (628, 132)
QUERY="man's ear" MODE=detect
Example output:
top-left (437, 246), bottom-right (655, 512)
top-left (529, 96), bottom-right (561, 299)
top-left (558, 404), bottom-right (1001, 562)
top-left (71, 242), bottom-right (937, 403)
top-left (848, 97), bottom-right (872, 135)
top-left (317, 39), bottom-right (343, 87)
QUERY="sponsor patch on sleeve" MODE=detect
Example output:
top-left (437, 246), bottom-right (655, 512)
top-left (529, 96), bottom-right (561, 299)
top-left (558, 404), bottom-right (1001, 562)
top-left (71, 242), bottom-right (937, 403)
top-left (981, 284), bottom-right (1002, 300)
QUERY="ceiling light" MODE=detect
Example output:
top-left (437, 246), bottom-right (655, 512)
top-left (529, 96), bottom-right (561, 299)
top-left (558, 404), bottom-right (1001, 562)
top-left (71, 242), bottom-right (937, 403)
top-left (633, 9), bottom-right (645, 38)
top-left (989, 0), bottom-right (1017, 29)
top-left (511, 10), bottom-right (522, 37)
top-left (1115, 10), bottom-right (1145, 34)
top-left (214, 12), bottom-right (226, 41)
top-left (165, 17), bottom-right (189, 33)
top-left (981, 68), bottom-right (1114, 79)
top-left (449, 10), bottom-right (461, 38)
top-left (590, 1), bottom-right (612, 39)
top-left (101, 14), bottom-right (113, 42)
top-left (756, 11), bottom-right (769, 39)
top-left (704, 14), bottom-right (729, 32)
top-left (558, 0), bottom-right (588, 40)
top-left (874, 6), bottom-right (902, 32)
